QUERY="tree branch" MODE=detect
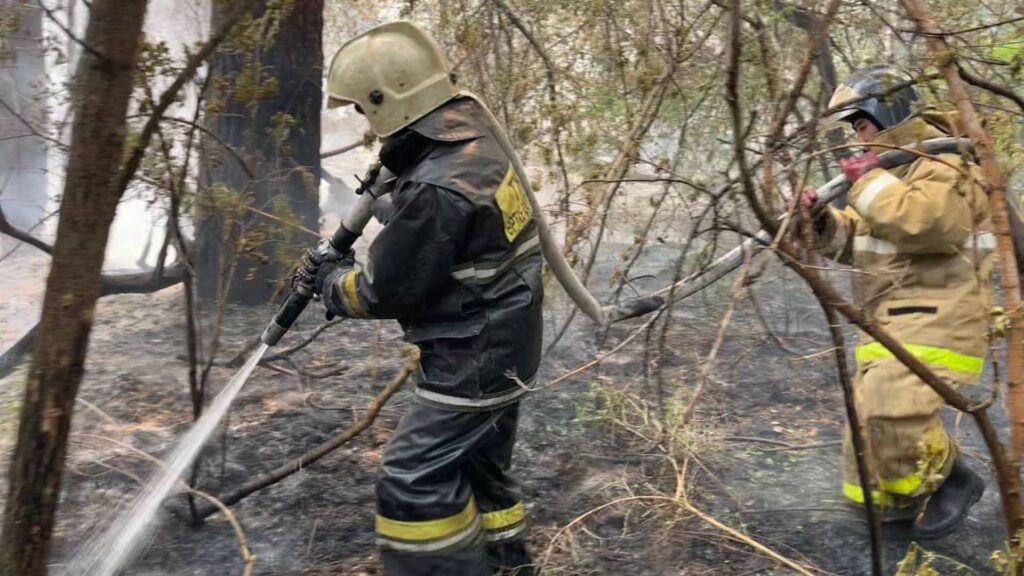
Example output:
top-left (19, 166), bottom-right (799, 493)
top-left (0, 207), bottom-right (53, 255)
top-left (37, 1), bottom-right (108, 63)
top-left (900, 0), bottom-right (1024, 445)
top-left (957, 65), bottom-right (1024, 116)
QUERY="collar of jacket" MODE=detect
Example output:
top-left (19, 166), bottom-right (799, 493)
top-left (872, 108), bottom-right (960, 148)
top-left (407, 96), bottom-right (487, 142)
top-left (379, 129), bottom-right (433, 175)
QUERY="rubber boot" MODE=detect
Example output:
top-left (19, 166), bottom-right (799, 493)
top-left (914, 458), bottom-right (985, 540)
top-left (381, 532), bottom-right (491, 576)
top-left (486, 539), bottom-right (534, 576)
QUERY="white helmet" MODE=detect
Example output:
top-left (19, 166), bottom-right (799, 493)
top-left (326, 21), bottom-right (458, 137)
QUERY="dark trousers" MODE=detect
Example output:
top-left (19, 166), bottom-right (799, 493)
top-left (375, 401), bottom-right (532, 575)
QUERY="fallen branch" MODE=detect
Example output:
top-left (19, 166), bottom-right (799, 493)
top-left (0, 262), bottom-right (185, 381)
top-left (722, 436), bottom-right (841, 452)
top-left (193, 348), bottom-right (418, 520)
top-left (0, 207), bottom-right (53, 255)
top-left (679, 498), bottom-right (817, 576)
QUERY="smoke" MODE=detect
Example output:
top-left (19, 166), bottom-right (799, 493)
top-left (0, 4), bottom-right (48, 232)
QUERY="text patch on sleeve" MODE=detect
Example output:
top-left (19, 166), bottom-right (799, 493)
top-left (495, 164), bottom-right (533, 242)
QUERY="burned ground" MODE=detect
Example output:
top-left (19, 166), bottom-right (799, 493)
top-left (0, 244), bottom-right (1008, 575)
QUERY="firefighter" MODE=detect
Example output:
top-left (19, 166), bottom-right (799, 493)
top-left (308, 21), bottom-right (540, 575)
top-left (803, 64), bottom-right (990, 539)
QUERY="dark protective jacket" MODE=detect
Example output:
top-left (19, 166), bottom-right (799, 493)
top-left (330, 96), bottom-right (544, 410)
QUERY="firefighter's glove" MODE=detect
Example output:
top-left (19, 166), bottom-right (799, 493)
top-left (799, 188), bottom-right (831, 238)
top-left (292, 247), bottom-right (324, 294)
top-left (839, 150), bottom-right (880, 184)
top-left (315, 251), bottom-right (356, 318)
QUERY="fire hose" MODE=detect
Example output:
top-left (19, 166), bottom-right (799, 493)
top-left (646, 137), bottom-right (977, 306)
top-left (261, 105), bottom-right (979, 347)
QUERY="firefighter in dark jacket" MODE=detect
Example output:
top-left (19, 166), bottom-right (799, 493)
top-left (312, 21), bottom-right (541, 576)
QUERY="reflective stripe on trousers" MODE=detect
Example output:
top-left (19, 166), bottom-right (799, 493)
top-left (413, 372), bottom-right (535, 411)
top-left (481, 501), bottom-right (527, 542)
top-left (854, 341), bottom-right (984, 375)
top-left (376, 498), bottom-right (482, 552)
top-left (842, 482), bottom-right (920, 509)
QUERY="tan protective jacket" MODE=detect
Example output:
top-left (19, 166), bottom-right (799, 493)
top-left (820, 111), bottom-right (995, 415)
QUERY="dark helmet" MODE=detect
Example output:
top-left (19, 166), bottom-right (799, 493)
top-left (828, 64), bottom-right (919, 130)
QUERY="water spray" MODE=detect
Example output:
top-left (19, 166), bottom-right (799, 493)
top-left (65, 166), bottom-right (396, 576)
top-left (66, 343), bottom-right (268, 576)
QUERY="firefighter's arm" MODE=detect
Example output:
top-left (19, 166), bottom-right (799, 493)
top-left (328, 182), bottom-right (470, 319)
top-left (846, 159), bottom-right (972, 253)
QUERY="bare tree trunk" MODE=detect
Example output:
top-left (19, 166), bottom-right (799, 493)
top-left (0, 1), bottom-right (47, 230)
top-left (197, 0), bottom-right (323, 305)
top-left (0, 1), bottom-right (149, 573)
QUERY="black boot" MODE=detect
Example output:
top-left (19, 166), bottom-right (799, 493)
top-left (486, 539), bottom-right (534, 576)
top-left (914, 458), bottom-right (985, 540)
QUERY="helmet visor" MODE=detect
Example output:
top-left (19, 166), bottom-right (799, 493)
top-left (326, 95), bottom-right (355, 110)
top-left (825, 83), bottom-right (866, 125)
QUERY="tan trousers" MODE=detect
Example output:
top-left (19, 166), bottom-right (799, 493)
top-left (841, 353), bottom-right (974, 509)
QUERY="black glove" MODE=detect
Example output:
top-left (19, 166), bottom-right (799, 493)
top-left (292, 238), bottom-right (353, 293)
top-left (291, 247), bottom-right (325, 295)
top-left (316, 251), bottom-right (356, 318)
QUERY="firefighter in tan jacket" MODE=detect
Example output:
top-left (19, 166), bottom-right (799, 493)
top-left (807, 64), bottom-right (990, 539)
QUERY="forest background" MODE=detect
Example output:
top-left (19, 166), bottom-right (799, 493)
top-left (0, 0), bottom-right (1023, 574)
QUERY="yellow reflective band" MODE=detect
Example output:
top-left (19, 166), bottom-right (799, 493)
top-left (376, 499), bottom-right (478, 542)
top-left (842, 476), bottom-right (925, 507)
top-left (880, 475), bottom-right (923, 496)
top-left (842, 483), bottom-right (895, 507)
top-left (341, 270), bottom-right (371, 318)
top-left (854, 342), bottom-right (984, 375)
top-left (481, 501), bottom-right (525, 531)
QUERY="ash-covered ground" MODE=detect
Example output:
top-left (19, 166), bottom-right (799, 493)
top-left (0, 240), bottom-right (1009, 576)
